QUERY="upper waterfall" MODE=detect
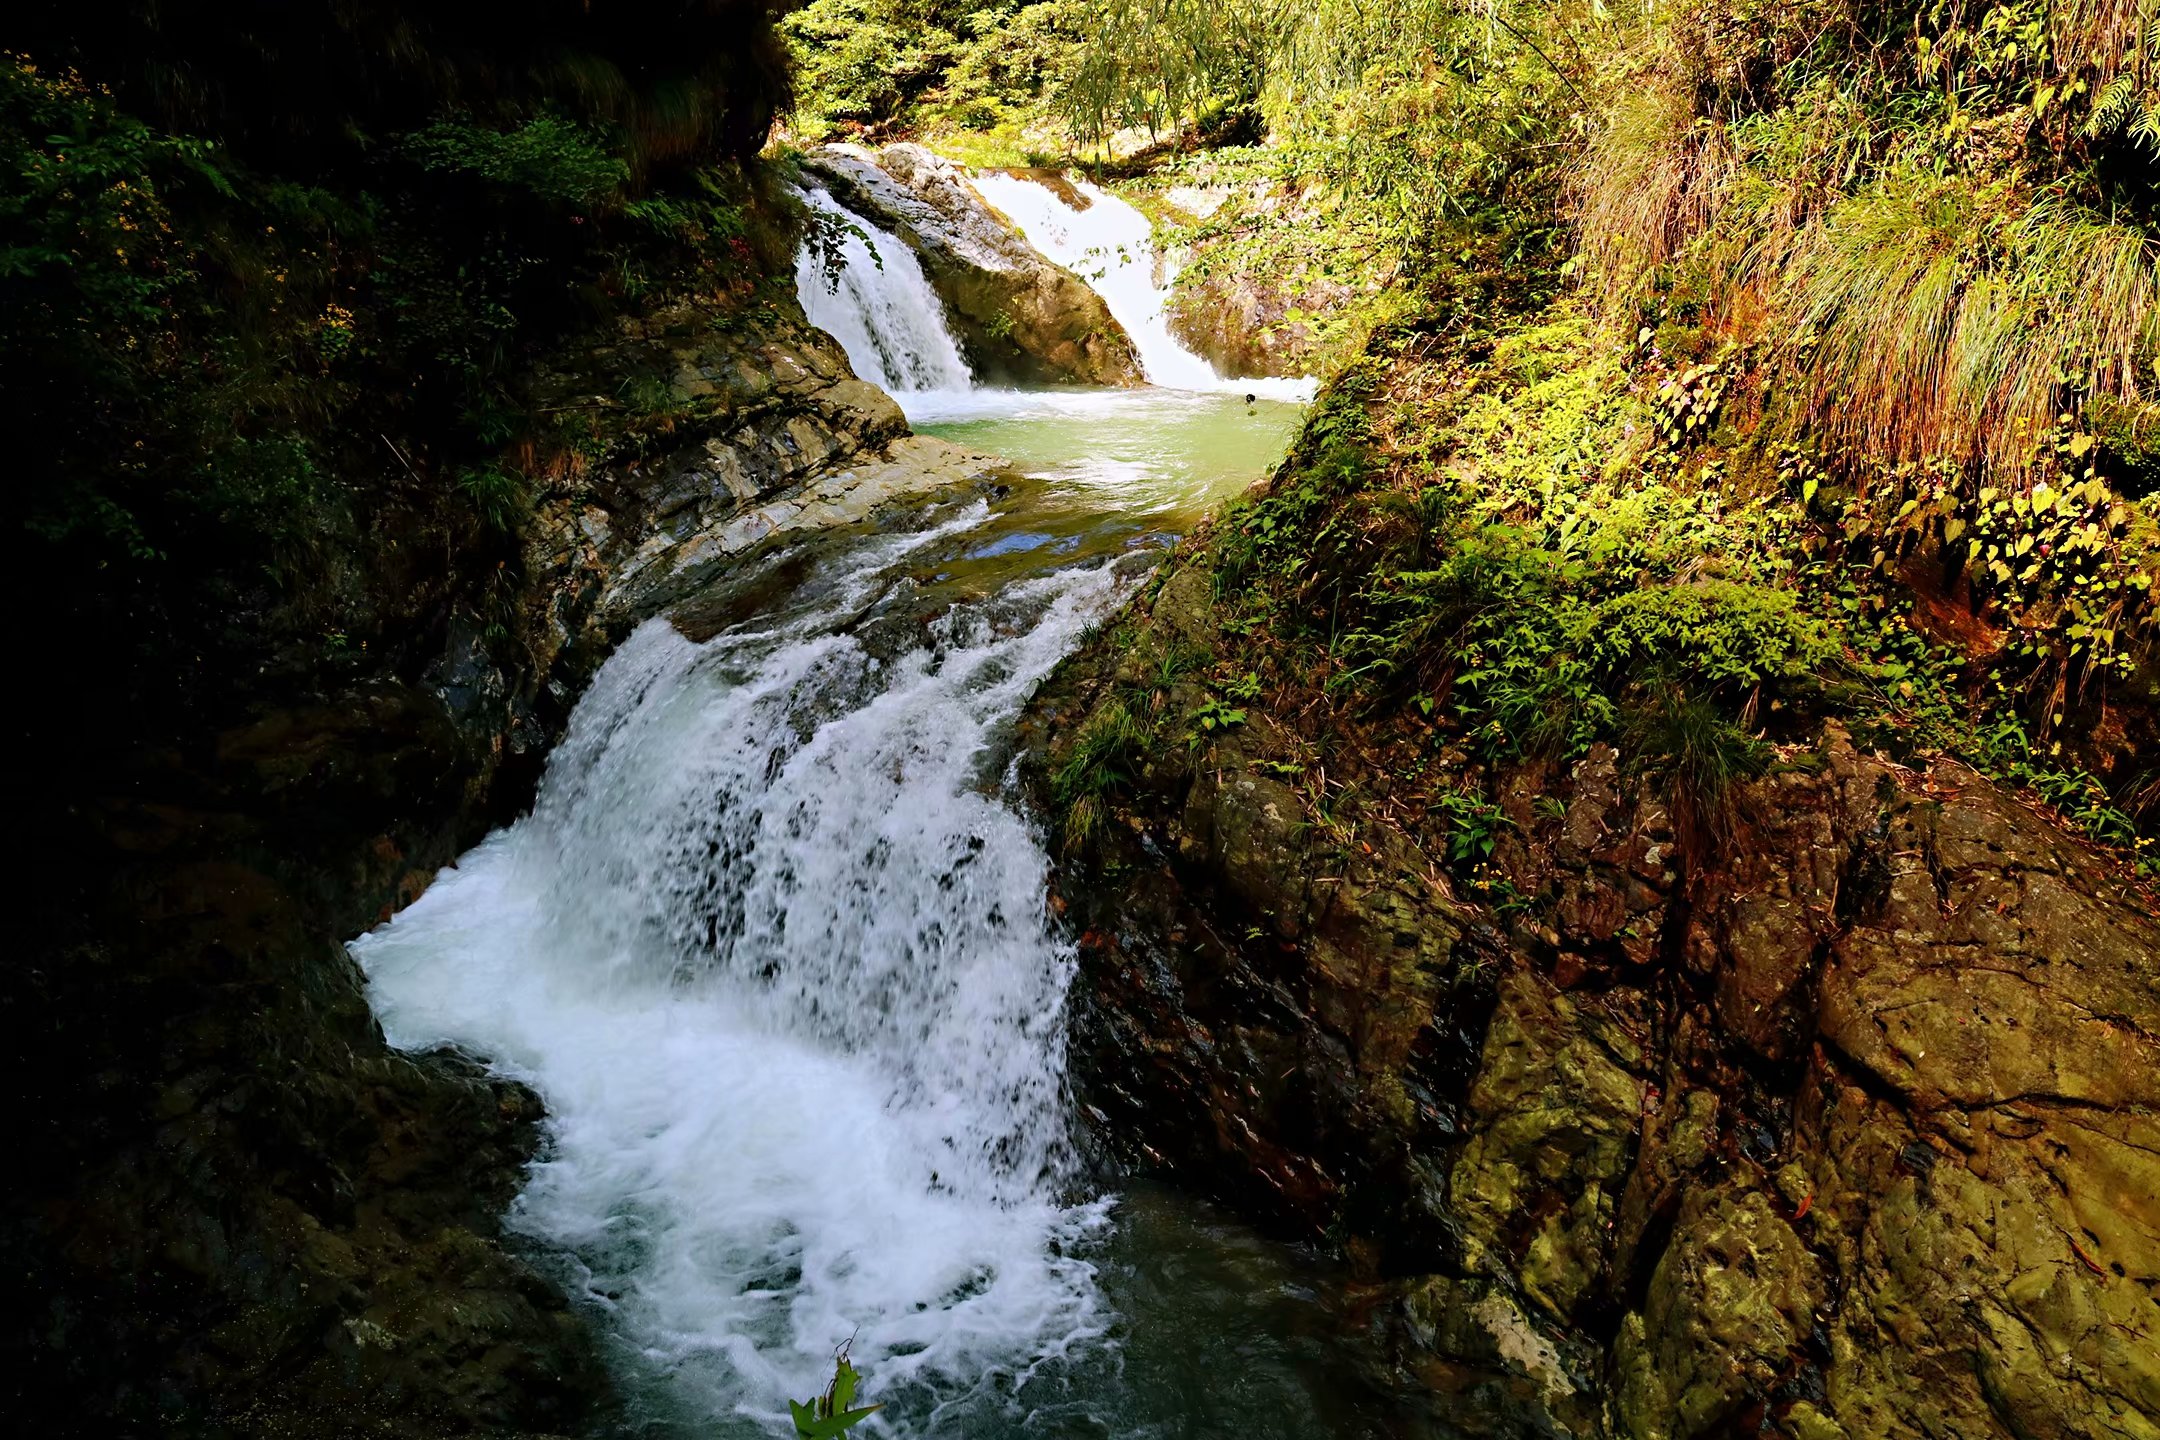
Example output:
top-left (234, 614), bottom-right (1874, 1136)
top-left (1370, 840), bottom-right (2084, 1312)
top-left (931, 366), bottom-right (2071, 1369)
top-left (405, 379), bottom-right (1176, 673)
top-left (793, 185), bottom-right (975, 404)
top-left (793, 161), bottom-right (1315, 410)
top-left (968, 173), bottom-right (1317, 402)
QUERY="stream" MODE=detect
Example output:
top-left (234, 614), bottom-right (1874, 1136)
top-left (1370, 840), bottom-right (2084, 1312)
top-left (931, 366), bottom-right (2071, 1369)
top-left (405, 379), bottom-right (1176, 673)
top-left (353, 172), bottom-right (1457, 1438)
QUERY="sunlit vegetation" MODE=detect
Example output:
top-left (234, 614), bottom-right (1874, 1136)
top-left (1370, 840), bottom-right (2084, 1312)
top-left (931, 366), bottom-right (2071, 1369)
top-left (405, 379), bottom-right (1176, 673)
top-left (13, 0), bottom-right (2155, 870)
top-left (825, 0), bottom-right (2157, 872)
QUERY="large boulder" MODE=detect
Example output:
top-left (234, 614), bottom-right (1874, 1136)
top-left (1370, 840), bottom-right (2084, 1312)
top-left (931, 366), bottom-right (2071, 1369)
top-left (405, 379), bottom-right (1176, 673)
top-left (1027, 531), bottom-right (2160, 1440)
top-left (801, 143), bottom-right (1143, 386)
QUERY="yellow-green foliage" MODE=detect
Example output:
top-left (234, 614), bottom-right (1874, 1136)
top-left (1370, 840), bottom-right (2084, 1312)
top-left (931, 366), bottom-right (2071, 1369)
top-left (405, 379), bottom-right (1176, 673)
top-left (1208, 296), bottom-right (2155, 865)
top-left (1576, 0), bottom-right (2160, 482)
top-left (1812, 423), bottom-right (2160, 684)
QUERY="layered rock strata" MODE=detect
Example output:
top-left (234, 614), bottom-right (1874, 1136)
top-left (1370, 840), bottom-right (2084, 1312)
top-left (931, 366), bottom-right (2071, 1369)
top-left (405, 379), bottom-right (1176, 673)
top-left (9, 298), bottom-right (1006, 1436)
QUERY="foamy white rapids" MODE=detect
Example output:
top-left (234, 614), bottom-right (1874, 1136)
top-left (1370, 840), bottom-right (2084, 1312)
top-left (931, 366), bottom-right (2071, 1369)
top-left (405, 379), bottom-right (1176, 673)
top-left (794, 185), bottom-right (975, 411)
top-left (353, 523), bottom-right (1128, 1434)
top-left (969, 172), bottom-right (1317, 403)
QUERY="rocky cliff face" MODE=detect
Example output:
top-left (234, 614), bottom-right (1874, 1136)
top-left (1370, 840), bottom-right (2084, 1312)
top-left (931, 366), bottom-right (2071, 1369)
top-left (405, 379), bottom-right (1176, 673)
top-left (1025, 554), bottom-right (2160, 1440)
top-left (7, 296), bottom-right (1006, 1436)
top-left (801, 143), bottom-right (1144, 386)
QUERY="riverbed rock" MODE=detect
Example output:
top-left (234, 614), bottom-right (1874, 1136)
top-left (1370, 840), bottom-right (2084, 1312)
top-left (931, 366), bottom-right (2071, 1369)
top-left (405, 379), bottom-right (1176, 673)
top-left (1451, 971), bottom-right (1645, 1323)
top-left (801, 143), bottom-right (1144, 386)
top-left (1612, 1186), bottom-right (1825, 1440)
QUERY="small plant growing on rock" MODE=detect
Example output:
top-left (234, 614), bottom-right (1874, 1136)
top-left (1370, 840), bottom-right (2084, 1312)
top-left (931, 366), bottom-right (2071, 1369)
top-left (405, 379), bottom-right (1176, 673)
top-left (1054, 700), bottom-right (1147, 851)
top-left (1187, 694), bottom-right (1248, 746)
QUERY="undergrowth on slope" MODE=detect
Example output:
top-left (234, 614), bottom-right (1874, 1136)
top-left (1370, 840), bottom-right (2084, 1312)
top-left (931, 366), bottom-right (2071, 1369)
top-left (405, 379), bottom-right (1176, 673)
top-left (1158, 304), bottom-right (2160, 881)
top-left (6, 7), bottom-right (805, 733)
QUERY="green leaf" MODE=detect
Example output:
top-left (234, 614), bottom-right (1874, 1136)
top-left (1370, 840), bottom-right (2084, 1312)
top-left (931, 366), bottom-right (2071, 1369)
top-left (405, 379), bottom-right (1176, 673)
top-left (795, 1404), bottom-right (884, 1439)
top-left (830, 1359), bottom-right (859, 1413)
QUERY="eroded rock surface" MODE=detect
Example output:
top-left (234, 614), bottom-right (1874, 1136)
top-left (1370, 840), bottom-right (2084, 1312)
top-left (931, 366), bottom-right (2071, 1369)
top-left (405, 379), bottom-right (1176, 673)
top-left (1026, 560), bottom-right (2160, 1440)
top-left (801, 143), bottom-right (1143, 385)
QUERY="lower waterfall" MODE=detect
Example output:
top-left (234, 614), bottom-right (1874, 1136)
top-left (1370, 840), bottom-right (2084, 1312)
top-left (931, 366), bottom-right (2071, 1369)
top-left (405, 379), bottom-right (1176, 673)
top-left (353, 157), bottom-right (1443, 1440)
top-left (356, 522), bottom-right (1120, 1433)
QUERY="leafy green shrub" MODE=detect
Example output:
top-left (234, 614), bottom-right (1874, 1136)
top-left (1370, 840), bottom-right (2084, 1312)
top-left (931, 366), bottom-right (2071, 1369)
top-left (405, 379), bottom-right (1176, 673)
top-left (1436, 784), bottom-right (1509, 866)
top-left (1588, 581), bottom-right (1835, 689)
top-left (405, 114), bottom-right (629, 209)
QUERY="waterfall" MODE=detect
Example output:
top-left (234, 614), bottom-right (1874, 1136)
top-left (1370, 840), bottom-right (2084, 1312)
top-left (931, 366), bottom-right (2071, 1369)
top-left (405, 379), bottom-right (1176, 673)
top-left (353, 518), bottom-right (1125, 1435)
top-left (969, 173), bottom-right (1317, 402)
top-left (794, 186), bottom-right (975, 402)
top-left (793, 165), bottom-right (1314, 411)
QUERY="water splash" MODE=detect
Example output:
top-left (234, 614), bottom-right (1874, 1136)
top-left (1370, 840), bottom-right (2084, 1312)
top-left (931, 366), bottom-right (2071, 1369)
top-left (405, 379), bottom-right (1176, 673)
top-left (353, 522), bottom-right (1127, 1435)
top-left (969, 173), bottom-right (1317, 403)
top-left (794, 185), bottom-right (975, 406)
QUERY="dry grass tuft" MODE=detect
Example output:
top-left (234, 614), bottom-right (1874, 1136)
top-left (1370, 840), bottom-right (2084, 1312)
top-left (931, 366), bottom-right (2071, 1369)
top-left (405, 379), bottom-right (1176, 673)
top-left (2055, 0), bottom-right (2157, 80)
top-left (1766, 173), bottom-right (2158, 473)
top-left (1573, 77), bottom-right (1738, 298)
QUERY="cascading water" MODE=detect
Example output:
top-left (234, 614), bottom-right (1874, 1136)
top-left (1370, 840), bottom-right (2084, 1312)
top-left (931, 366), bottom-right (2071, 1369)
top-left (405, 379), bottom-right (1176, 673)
top-left (355, 155), bottom-right (1452, 1440)
top-left (794, 185), bottom-right (975, 403)
top-left (968, 172), bottom-right (1317, 402)
top-left (356, 519), bottom-right (1120, 1434)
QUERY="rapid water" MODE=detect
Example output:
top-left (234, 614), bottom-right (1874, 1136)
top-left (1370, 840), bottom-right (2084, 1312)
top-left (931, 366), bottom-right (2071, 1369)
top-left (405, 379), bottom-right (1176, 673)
top-left (357, 517), bottom-right (1122, 1433)
top-left (968, 173), bottom-right (1316, 403)
top-left (795, 185), bottom-right (975, 400)
top-left (354, 165), bottom-right (1456, 1439)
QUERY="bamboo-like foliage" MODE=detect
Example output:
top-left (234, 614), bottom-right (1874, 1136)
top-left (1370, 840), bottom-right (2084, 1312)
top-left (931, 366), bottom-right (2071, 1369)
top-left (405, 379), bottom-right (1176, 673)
top-left (1056, 0), bottom-right (1290, 145)
top-left (1057, 0), bottom-right (1620, 262)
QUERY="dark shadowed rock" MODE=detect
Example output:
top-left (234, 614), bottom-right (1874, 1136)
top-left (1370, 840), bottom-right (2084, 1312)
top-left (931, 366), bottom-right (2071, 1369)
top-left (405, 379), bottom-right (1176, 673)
top-left (9, 290), bottom-right (1012, 1436)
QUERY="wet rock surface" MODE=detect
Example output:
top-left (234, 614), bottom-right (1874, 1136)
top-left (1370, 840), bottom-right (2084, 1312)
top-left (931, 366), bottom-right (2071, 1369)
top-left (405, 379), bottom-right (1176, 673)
top-left (9, 297), bottom-right (1004, 1435)
top-left (801, 143), bottom-right (1144, 386)
top-left (1024, 560), bottom-right (2160, 1440)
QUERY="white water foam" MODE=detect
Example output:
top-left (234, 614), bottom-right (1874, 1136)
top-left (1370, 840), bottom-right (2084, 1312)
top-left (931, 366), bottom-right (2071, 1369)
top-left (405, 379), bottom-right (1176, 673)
top-left (968, 173), bottom-right (1317, 403)
top-left (794, 185), bottom-right (976, 410)
top-left (353, 522), bottom-right (1131, 1434)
